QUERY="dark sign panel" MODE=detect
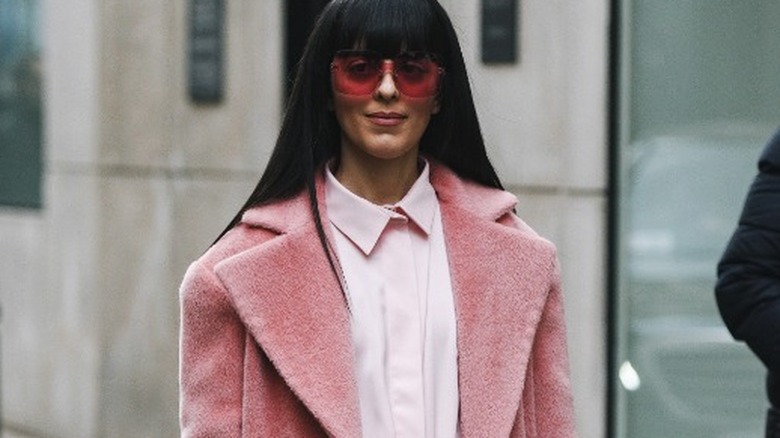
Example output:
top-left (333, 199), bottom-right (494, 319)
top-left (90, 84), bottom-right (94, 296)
top-left (481, 0), bottom-right (518, 64)
top-left (188, 0), bottom-right (225, 103)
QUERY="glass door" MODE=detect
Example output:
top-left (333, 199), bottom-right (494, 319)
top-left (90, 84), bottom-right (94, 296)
top-left (613, 1), bottom-right (780, 437)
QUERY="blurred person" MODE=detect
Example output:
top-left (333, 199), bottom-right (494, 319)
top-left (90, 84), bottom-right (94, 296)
top-left (178, 0), bottom-right (576, 436)
top-left (716, 126), bottom-right (780, 438)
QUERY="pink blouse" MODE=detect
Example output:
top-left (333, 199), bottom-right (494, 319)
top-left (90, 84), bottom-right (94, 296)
top-left (325, 162), bottom-right (459, 438)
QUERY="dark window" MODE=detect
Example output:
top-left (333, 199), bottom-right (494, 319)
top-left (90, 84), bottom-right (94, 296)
top-left (0, 0), bottom-right (42, 208)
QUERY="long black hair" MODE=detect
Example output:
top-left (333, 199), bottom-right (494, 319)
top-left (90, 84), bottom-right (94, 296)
top-left (215, 0), bottom-right (503, 244)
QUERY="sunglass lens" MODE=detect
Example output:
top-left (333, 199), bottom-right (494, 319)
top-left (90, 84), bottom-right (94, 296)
top-left (332, 53), bottom-right (381, 95)
top-left (394, 56), bottom-right (439, 96)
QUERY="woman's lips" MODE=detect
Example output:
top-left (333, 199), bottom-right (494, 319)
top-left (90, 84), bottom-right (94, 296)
top-left (367, 112), bottom-right (406, 126)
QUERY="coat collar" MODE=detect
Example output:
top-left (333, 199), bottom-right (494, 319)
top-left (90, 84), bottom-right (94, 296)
top-left (215, 162), bottom-right (555, 437)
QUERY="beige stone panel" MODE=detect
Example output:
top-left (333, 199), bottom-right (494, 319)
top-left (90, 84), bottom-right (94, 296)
top-left (94, 173), bottom-right (179, 437)
top-left (511, 189), bottom-right (608, 438)
top-left (242, 0), bottom-right (284, 171)
top-left (99, 0), bottom-right (175, 168)
top-left (511, 189), bottom-right (565, 244)
top-left (445, 0), bottom-right (608, 190)
top-left (170, 0), bottom-right (282, 172)
top-left (89, 171), bottom-right (256, 437)
top-left (454, 0), bottom-right (567, 187)
top-left (2, 170), bottom-right (103, 437)
top-left (44, 0), bottom-right (100, 165)
top-left (562, 0), bottom-right (609, 191)
top-left (559, 195), bottom-right (608, 438)
top-left (170, 174), bottom-right (259, 282)
top-left (98, 0), bottom-right (178, 167)
top-left (0, 209), bottom-right (47, 433)
top-left (46, 170), bottom-right (103, 438)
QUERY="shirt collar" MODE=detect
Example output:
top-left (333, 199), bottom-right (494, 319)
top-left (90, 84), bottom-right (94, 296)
top-left (325, 160), bottom-right (437, 256)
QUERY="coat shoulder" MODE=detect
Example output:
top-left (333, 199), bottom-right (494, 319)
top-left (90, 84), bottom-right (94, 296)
top-left (195, 191), bottom-right (312, 272)
top-left (430, 162), bottom-right (557, 259)
top-left (497, 211), bottom-right (557, 256)
top-left (759, 126), bottom-right (780, 172)
top-left (430, 162), bottom-right (517, 222)
top-left (199, 220), bottom-right (282, 273)
top-left (179, 220), bottom-right (282, 307)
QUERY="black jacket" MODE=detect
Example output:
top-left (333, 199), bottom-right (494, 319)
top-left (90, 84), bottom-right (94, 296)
top-left (716, 127), bottom-right (780, 406)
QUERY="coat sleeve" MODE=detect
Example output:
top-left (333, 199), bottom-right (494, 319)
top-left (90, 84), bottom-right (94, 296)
top-left (519, 258), bottom-right (578, 437)
top-left (179, 260), bottom-right (246, 437)
top-left (716, 128), bottom-right (780, 374)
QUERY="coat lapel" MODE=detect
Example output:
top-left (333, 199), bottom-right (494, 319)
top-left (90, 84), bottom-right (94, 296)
top-left (432, 164), bottom-right (556, 436)
top-left (214, 192), bottom-right (361, 438)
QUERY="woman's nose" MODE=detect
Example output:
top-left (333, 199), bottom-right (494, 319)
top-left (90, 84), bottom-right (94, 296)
top-left (375, 60), bottom-right (399, 99)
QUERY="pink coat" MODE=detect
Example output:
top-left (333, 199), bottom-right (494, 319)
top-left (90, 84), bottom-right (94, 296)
top-left (179, 162), bottom-right (576, 437)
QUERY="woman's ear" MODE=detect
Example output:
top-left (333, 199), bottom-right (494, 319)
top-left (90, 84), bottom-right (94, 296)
top-left (431, 97), bottom-right (441, 115)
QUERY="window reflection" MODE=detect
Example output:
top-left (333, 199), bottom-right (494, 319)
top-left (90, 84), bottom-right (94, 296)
top-left (0, 0), bottom-right (42, 208)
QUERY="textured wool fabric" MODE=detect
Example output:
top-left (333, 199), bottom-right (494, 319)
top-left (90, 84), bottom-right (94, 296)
top-left (179, 161), bottom-right (577, 437)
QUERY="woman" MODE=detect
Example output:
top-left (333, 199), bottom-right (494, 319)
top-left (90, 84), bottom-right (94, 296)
top-left (179, 0), bottom-right (576, 436)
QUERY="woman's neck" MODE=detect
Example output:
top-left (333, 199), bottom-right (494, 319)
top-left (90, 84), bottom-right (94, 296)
top-left (334, 152), bottom-right (421, 205)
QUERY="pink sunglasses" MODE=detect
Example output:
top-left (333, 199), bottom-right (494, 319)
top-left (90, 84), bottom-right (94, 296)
top-left (330, 50), bottom-right (445, 97)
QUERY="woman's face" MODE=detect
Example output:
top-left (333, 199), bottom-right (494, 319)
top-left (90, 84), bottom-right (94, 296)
top-left (330, 51), bottom-right (441, 165)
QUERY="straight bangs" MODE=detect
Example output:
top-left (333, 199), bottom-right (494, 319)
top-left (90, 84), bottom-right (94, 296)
top-left (332, 0), bottom-right (448, 61)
